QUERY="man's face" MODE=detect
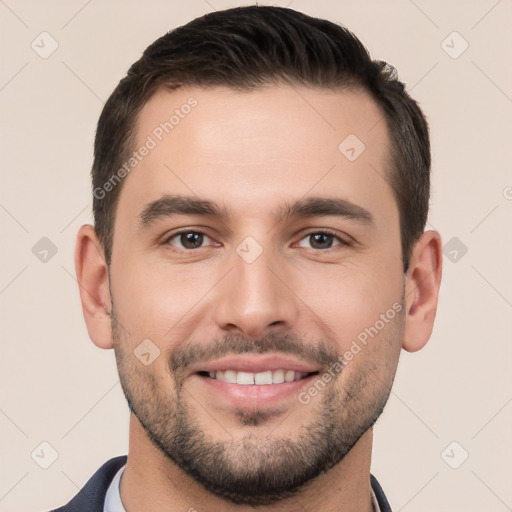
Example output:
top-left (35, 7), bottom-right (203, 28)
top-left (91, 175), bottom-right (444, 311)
top-left (109, 85), bottom-right (405, 505)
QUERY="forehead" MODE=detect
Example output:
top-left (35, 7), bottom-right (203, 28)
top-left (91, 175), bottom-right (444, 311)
top-left (117, 84), bottom-right (395, 229)
top-left (136, 84), bottom-right (388, 160)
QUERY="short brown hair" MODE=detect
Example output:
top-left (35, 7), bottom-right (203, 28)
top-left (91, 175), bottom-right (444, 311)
top-left (92, 5), bottom-right (430, 272)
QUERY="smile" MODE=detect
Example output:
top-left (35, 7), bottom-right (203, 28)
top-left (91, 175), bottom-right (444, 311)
top-left (199, 369), bottom-right (316, 385)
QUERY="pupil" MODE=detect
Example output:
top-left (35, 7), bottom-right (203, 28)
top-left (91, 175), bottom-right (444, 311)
top-left (311, 233), bottom-right (332, 249)
top-left (182, 232), bottom-right (203, 249)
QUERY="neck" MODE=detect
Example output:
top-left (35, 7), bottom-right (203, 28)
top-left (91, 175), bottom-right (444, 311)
top-left (120, 414), bottom-right (375, 512)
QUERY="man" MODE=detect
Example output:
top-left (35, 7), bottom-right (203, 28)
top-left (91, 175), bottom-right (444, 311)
top-left (54, 5), bottom-right (442, 511)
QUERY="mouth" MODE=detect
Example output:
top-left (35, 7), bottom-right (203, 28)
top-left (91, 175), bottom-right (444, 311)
top-left (197, 369), bottom-right (318, 385)
top-left (189, 354), bottom-right (321, 409)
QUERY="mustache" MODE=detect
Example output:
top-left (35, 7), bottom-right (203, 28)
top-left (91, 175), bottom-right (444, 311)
top-left (169, 331), bottom-right (340, 373)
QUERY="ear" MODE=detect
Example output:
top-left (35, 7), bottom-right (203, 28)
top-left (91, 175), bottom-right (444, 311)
top-left (74, 224), bottom-right (113, 349)
top-left (402, 230), bottom-right (443, 352)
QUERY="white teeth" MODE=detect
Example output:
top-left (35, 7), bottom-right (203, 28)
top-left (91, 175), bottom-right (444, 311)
top-left (236, 371), bottom-right (254, 385)
top-left (284, 370), bottom-right (295, 382)
top-left (223, 370), bottom-right (237, 383)
top-left (255, 370), bottom-right (273, 385)
top-left (207, 369), bottom-right (309, 385)
top-left (272, 369), bottom-right (285, 384)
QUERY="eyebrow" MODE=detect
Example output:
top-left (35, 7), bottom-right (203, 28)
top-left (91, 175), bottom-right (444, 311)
top-left (138, 194), bottom-right (374, 228)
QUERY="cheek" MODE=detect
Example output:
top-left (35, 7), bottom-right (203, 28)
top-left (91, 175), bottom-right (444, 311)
top-left (293, 262), bottom-right (404, 353)
top-left (335, 306), bottom-right (404, 405)
top-left (110, 256), bottom-right (221, 340)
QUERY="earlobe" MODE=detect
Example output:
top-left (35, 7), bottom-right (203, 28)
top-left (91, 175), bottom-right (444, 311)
top-left (74, 225), bottom-right (114, 349)
top-left (402, 230), bottom-right (443, 352)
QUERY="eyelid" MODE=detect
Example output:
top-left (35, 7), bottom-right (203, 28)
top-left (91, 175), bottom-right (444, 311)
top-left (162, 227), bottom-right (353, 252)
top-left (163, 228), bottom-right (216, 248)
top-left (293, 228), bottom-right (353, 248)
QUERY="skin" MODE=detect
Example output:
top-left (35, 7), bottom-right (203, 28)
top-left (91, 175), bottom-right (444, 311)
top-left (75, 85), bottom-right (442, 511)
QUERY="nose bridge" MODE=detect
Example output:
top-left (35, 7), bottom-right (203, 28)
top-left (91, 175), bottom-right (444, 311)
top-left (212, 236), bottom-right (298, 338)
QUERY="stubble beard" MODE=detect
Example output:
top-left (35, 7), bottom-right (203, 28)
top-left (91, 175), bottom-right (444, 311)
top-left (112, 308), bottom-right (402, 506)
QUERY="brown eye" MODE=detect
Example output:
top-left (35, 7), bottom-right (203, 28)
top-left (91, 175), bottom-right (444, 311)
top-left (166, 231), bottom-right (212, 250)
top-left (296, 230), bottom-right (348, 250)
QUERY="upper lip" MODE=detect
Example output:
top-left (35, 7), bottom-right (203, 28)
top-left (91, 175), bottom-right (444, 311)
top-left (188, 354), bottom-right (321, 377)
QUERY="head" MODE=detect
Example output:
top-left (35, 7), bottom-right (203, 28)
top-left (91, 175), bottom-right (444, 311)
top-left (76, 5), bottom-right (442, 506)
top-left (92, 6), bottom-right (430, 274)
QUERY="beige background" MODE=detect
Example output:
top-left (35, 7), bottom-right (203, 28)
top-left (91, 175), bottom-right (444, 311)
top-left (1, 1), bottom-right (511, 511)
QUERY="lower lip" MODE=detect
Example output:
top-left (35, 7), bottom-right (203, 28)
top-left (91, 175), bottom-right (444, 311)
top-left (191, 373), bottom-right (318, 409)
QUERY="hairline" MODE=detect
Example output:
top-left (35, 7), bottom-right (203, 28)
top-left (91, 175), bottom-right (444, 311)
top-left (102, 80), bottom-right (403, 267)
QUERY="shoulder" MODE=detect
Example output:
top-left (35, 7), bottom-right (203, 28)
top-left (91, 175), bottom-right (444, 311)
top-left (49, 456), bottom-right (127, 512)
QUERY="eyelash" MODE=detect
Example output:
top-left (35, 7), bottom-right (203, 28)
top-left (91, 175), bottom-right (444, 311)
top-left (163, 228), bottom-right (351, 252)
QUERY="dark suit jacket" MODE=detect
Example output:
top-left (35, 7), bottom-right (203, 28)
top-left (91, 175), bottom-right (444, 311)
top-left (50, 456), bottom-right (392, 511)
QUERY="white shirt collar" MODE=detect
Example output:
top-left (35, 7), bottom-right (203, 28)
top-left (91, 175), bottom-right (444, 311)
top-left (371, 486), bottom-right (382, 512)
top-left (103, 464), bottom-right (126, 512)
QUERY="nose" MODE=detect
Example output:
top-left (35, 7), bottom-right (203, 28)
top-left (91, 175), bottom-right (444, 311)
top-left (212, 243), bottom-right (300, 339)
